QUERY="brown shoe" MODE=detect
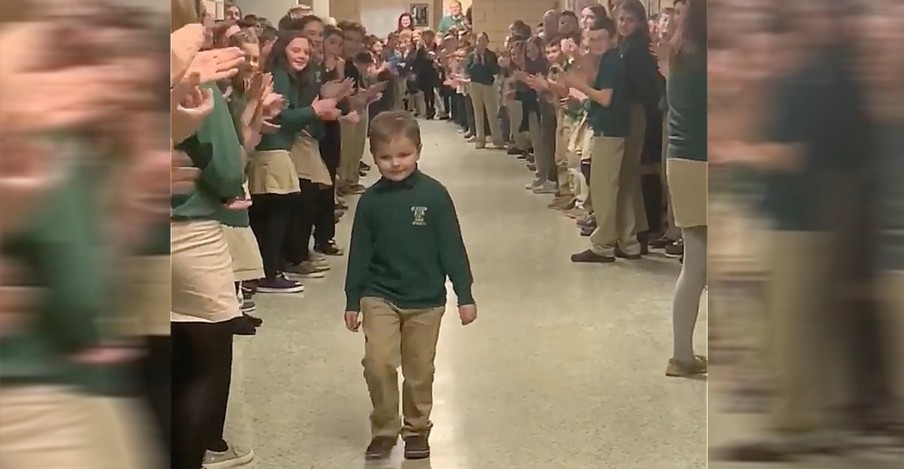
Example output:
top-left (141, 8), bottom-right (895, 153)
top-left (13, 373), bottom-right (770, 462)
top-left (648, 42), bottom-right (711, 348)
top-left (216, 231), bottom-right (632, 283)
top-left (666, 355), bottom-right (708, 377)
top-left (548, 196), bottom-right (574, 210)
top-left (365, 437), bottom-right (397, 460)
top-left (403, 435), bottom-right (430, 460)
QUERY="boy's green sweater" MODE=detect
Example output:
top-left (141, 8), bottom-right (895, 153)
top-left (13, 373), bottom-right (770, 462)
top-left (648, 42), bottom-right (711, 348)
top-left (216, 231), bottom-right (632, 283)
top-left (344, 169), bottom-right (474, 312)
top-left (172, 83), bottom-right (245, 220)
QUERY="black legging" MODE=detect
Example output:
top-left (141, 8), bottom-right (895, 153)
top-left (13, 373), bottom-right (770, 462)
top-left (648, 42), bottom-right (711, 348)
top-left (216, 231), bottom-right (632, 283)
top-left (315, 123), bottom-right (341, 246)
top-left (171, 320), bottom-right (235, 469)
top-left (141, 335), bottom-right (171, 455)
top-left (248, 193), bottom-right (293, 280)
top-left (283, 178), bottom-right (319, 266)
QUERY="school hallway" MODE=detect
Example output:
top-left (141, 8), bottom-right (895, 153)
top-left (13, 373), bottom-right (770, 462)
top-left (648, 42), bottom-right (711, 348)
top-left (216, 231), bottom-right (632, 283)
top-left (225, 119), bottom-right (707, 469)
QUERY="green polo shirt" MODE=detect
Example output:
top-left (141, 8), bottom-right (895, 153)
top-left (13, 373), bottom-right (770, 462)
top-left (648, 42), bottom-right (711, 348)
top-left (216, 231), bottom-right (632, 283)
top-left (344, 169), bottom-right (474, 312)
top-left (588, 48), bottom-right (629, 138)
top-left (666, 49), bottom-right (707, 161)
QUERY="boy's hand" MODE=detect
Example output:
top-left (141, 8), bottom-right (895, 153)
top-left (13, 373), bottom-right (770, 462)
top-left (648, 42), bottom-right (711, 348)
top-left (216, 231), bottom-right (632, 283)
top-left (344, 311), bottom-right (362, 332)
top-left (458, 304), bottom-right (477, 326)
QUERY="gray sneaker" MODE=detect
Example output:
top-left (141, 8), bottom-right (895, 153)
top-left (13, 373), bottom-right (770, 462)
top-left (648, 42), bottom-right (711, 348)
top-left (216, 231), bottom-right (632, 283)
top-left (532, 182), bottom-right (558, 194)
top-left (202, 446), bottom-right (254, 469)
top-left (284, 261), bottom-right (328, 278)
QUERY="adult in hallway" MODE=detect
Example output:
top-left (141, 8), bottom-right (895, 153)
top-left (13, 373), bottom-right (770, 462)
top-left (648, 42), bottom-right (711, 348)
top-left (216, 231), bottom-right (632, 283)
top-left (438, 1), bottom-right (467, 35)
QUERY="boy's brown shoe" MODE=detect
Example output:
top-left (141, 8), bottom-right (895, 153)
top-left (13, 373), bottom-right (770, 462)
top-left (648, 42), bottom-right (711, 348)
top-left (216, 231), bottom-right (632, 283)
top-left (365, 437), bottom-right (397, 460)
top-left (403, 435), bottom-right (430, 460)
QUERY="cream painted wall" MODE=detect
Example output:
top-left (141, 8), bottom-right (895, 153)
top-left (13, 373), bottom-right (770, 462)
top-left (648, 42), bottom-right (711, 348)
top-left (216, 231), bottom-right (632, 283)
top-left (471, 0), bottom-right (557, 47)
top-left (239, 0), bottom-right (297, 22)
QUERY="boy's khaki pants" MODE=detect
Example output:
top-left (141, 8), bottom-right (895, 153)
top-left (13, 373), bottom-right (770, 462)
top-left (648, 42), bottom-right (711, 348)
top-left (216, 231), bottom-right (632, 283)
top-left (361, 297), bottom-right (444, 439)
top-left (588, 135), bottom-right (641, 256)
top-left (555, 110), bottom-right (578, 198)
top-left (339, 109), bottom-right (369, 187)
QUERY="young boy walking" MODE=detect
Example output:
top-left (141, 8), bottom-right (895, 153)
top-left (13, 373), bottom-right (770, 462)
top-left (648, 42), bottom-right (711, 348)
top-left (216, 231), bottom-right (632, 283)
top-left (343, 111), bottom-right (478, 461)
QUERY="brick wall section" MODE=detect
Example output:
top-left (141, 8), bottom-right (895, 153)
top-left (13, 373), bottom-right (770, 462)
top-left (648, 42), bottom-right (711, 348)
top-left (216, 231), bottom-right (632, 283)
top-left (471, 0), bottom-right (558, 48)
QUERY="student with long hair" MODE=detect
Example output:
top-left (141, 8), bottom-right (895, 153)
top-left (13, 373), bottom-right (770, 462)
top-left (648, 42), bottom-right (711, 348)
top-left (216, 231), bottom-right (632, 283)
top-left (248, 29), bottom-right (336, 292)
top-left (397, 12), bottom-right (415, 33)
top-left (663, 0), bottom-right (707, 377)
top-left (615, 0), bottom-right (659, 253)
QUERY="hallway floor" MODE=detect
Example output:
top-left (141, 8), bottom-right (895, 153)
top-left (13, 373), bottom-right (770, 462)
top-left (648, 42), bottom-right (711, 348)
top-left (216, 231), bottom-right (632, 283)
top-left (225, 119), bottom-right (707, 469)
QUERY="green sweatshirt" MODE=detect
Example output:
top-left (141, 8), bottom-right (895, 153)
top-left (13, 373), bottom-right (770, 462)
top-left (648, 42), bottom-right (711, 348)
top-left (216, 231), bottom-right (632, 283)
top-left (255, 67), bottom-right (322, 152)
top-left (172, 83), bottom-right (245, 220)
top-left (344, 169), bottom-right (474, 312)
top-left (0, 151), bottom-right (114, 390)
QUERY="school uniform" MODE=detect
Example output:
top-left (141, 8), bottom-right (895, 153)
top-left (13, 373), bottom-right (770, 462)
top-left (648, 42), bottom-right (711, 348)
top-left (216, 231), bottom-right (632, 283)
top-left (0, 149), bottom-right (138, 469)
top-left (250, 67), bottom-right (320, 281)
top-left (464, 49), bottom-right (504, 146)
top-left (586, 48), bottom-right (638, 256)
top-left (619, 34), bottom-right (661, 235)
top-left (345, 169), bottom-right (473, 440)
top-left (171, 82), bottom-right (246, 469)
top-left (339, 62), bottom-right (369, 189)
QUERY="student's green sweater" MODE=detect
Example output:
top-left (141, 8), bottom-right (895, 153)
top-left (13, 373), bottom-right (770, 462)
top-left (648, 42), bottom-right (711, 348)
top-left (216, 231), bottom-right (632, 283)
top-left (666, 49), bottom-right (707, 161)
top-left (588, 48), bottom-right (629, 138)
top-left (344, 169), bottom-right (474, 312)
top-left (255, 66), bottom-right (323, 152)
top-left (465, 50), bottom-right (500, 85)
top-left (172, 83), bottom-right (245, 220)
top-left (0, 149), bottom-right (117, 392)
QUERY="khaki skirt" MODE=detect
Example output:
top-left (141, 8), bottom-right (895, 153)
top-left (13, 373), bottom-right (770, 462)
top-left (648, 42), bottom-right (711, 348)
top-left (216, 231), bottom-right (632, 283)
top-left (223, 226), bottom-right (264, 282)
top-left (170, 220), bottom-right (240, 323)
top-left (119, 255), bottom-right (171, 337)
top-left (290, 133), bottom-right (332, 186)
top-left (247, 149), bottom-right (301, 195)
top-left (666, 158), bottom-right (708, 228)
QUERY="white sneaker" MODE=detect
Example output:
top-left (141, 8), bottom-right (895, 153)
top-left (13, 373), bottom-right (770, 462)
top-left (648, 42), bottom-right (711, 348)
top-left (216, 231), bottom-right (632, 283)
top-left (309, 250), bottom-right (327, 263)
top-left (203, 446), bottom-right (254, 469)
top-left (524, 179), bottom-right (542, 190)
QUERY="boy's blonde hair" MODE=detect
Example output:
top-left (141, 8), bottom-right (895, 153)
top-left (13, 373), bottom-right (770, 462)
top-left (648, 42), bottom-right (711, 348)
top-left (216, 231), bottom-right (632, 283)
top-left (368, 111), bottom-right (422, 153)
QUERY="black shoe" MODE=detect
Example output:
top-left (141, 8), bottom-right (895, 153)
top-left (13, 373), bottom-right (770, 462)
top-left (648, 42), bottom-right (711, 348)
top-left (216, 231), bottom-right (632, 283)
top-left (365, 437), bottom-right (397, 460)
top-left (234, 314), bottom-right (258, 336)
top-left (649, 235), bottom-right (674, 249)
top-left (403, 436), bottom-right (430, 460)
top-left (360, 162), bottom-right (371, 171)
top-left (244, 312), bottom-right (263, 327)
top-left (240, 298), bottom-right (257, 314)
top-left (507, 147), bottom-right (521, 155)
top-left (579, 224), bottom-right (595, 237)
top-left (665, 239), bottom-right (684, 258)
top-left (571, 249), bottom-right (615, 263)
top-left (315, 240), bottom-right (344, 256)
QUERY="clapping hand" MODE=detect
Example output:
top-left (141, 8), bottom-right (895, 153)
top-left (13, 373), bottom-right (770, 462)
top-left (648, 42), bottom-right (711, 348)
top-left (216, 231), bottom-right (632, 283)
top-left (171, 72), bottom-right (215, 144)
top-left (185, 47), bottom-right (245, 84)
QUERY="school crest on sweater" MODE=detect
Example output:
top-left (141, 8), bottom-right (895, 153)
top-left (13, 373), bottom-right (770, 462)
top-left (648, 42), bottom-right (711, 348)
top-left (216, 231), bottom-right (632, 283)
top-left (411, 206), bottom-right (428, 226)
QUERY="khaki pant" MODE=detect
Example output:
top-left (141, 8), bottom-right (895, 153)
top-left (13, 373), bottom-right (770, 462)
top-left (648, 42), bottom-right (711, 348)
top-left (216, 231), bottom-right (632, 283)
top-left (0, 387), bottom-right (151, 469)
top-left (763, 232), bottom-right (846, 434)
top-left (360, 297), bottom-right (444, 439)
top-left (339, 108), bottom-right (369, 187)
top-left (624, 104), bottom-right (649, 234)
top-left (555, 110), bottom-right (578, 197)
top-left (588, 136), bottom-right (641, 255)
top-left (469, 82), bottom-right (504, 146)
top-left (505, 98), bottom-right (530, 150)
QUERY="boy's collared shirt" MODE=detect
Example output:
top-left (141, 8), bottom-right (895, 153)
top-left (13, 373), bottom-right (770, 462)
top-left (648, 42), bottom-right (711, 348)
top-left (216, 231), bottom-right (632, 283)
top-left (345, 168), bottom-right (474, 312)
top-left (588, 48), bottom-right (629, 138)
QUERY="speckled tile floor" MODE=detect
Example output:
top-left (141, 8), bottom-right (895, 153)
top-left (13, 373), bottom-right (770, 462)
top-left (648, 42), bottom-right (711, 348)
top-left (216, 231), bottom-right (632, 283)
top-left (223, 119), bottom-right (707, 469)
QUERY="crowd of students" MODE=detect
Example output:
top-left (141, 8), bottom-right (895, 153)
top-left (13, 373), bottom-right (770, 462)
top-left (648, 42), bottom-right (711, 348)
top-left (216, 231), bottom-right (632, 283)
top-left (0, 0), bottom-right (707, 468)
